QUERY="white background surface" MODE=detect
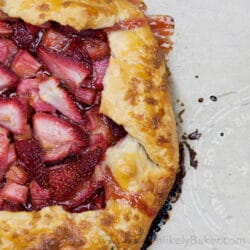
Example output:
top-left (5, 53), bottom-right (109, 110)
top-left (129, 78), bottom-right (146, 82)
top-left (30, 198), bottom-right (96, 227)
top-left (145, 0), bottom-right (250, 249)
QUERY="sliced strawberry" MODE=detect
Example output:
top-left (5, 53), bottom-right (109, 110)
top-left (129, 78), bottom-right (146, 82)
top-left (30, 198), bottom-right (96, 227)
top-left (103, 116), bottom-right (127, 144)
top-left (15, 137), bottom-right (48, 188)
top-left (30, 180), bottom-right (50, 209)
top-left (30, 88), bottom-right (56, 113)
top-left (0, 21), bottom-right (12, 36)
top-left (37, 47), bottom-right (89, 92)
top-left (92, 57), bottom-right (109, 90)
top-left (0, 126), bottom-right (9, 180)
top-left (33, 113), bottom-right (88, 162)
top-left (0, 63), bottom-right (18, 90)
top-left (11, 50), bottom-right (42, 78)
top-left (5, 165), bottom-right (28, 185)
top-left (48, 163), bottom-right (83, 202)
top-left (85, 106), bottom-right (111, 145)
top-left (39, 78), bottom-right (83, 123)
top-left (6, 144), bottom-right (16, 166)
top-left (1, 182), bottom-right (28, 204)
top-left (17, 78), bottom-right (55, 113)
top-left (0, 39), bottom-right (18, 66)
top-left (62, 178), bottom-right (104, 211)
top-left (75, 87), bottom-right (96, 105)
top-left (14, 124), bottom-right (31, 141)
top-left (82, 38), bottom-right (109, 61)
top-left (0, 99), bottom-right (26, 134)
top-left (41, 29), bottom-right (69, 52)
top-left (49, 148), bottom-right (103, 201)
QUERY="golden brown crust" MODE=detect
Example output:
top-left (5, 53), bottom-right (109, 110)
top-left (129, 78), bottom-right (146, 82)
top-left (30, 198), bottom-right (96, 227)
top-left (0, 0), bottom-right (179, 249)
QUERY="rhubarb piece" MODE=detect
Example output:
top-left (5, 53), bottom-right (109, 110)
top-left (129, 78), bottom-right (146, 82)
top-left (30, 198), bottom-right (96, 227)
top-left (0, 99), bottom-right (26, 134)
top-left (37, 47), bottom-right (89, 92)
top-left (11, 50), bottom-right (42, 77)
top-left (0, 63), bottom-right (18, 90)
top-left (64, 38), bottom-right (90, 62)
top-left (33, 113), bottom-right (88, 161)
top-left (39, 78), bottom-right (83, 123)
top-left (17, 78), bottom-right (39, 94)
top-left (41, 29), bottom-right (69, 52)
top-left (15, 138), bottom-right (48, 188)
top-left (92, 57), bottom-right (109, 90)
top-left (1, 182), bottom-right (28, 204)
top-left (48, 148), bottom-right (103, 201)
top-left (30, 181), bottom-right (50, 209)
top-left (5, 165), bottom-right (28, 185)
top-left (0, 126), bottom-right (9, 180)
top-left (75, 87), bottom-right (96, 105)
top-left (82, 38), bottom-right (110, 61)
top-left (0, 39), bottom-right (18, 66)
top-left (0, 21), bottom-right (12, 36)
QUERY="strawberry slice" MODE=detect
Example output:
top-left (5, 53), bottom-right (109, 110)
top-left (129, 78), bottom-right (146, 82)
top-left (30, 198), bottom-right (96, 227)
top-left (82, 38), bottom-right (110, 61)
top-left (0, 21), bottom-right (12, 36)
top-left (0, 99), bottom-right (26, 134)
top-left (37, 47), bottom-right (89, 92)
top-left (0, 126), bottom-right (9, 180)
top-left (0, 63), bottom-right (18, 90)
top-left (48, 163), bottom-right (83, 202)
top-left (0, 39), bottom-right (18, 66)
top-left (39, 78), bottom-right (83, 123)
top-left (33, 113), bottom-right (88, 162)
top-left (14, 124), bottom-right (32, 141)
top-left (1, 182), bottom-right (28, 204)
top-left (29, 180), bottom-right (50, 209)
top-left (17, 78), bottom-right (56, 113)
top-left (48, 147), bottom-right (103, 201)
top-left (62, 178), bottom-right (104, 211)
top-left (85, 106), bottom-right (111, 145)
top-left (15, 137), bottom-right (48, 188)
top-left (5, 165), bottom-right (28, 185)
top-left (92, 57), bottom-right (109, 90)
top-left (6, 144), bottom-right (16, 166)
top-left (75, 87), bottom-right (96, 105)
top-left (41, 29), bottom-right (69, 52)
top-left (11, 50), bottom-right (42, 78)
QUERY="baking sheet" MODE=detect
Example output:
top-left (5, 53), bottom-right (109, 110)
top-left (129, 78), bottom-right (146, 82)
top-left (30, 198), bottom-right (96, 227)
top-left (146, 0), bottom-right (250, 249)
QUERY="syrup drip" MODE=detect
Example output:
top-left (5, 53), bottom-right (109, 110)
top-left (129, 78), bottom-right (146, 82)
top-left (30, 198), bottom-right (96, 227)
top-left (147, 15), bottom-right (175, 53)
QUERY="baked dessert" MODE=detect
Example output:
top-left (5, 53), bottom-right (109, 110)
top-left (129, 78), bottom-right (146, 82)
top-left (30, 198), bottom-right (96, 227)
top-left (0, 0), bottom-right (178, 249)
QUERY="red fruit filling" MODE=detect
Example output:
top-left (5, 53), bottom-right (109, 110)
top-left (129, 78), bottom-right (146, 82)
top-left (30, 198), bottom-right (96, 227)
top-left (0, 15), bottom-right (127, 213)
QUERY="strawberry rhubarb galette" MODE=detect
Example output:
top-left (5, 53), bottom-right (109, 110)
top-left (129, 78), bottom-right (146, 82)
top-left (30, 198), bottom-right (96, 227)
top-left (0, 1), bottom-right (178, 249)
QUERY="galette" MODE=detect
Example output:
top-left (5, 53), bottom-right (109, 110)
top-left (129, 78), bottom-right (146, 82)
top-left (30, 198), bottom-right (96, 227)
top-left (0, 0), bottom-right (178, 249)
